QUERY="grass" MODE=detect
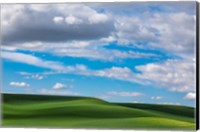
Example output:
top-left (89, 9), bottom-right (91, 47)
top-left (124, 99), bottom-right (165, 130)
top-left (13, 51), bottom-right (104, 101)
top-left (2, 93), bottom-right (196, 130)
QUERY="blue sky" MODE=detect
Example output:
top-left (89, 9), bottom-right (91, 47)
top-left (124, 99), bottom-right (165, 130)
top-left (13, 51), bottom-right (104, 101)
top-left (1, 2), bottom-right (196, 107)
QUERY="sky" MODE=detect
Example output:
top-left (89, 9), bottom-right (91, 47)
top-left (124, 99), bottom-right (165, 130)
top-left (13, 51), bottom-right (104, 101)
top-left (1, 2), bottom-right (197, 107)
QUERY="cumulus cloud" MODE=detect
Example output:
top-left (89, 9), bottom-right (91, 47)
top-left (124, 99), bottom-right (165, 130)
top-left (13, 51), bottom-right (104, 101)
top-left (114, 12), bottom-right (195, 59)
top-left (2, 3), bottom-right (195, 62)
top-left (114, 16), bottom-right (157, 45)
top-left (1, 4), bottom-right (114, 44)
top-left (65, 15), bottom-right (82, 25)
top-left (184, 92), bottom-right (196, 100)
top-left (88, 13), bottom-right (109, 24)
top-left (147, 12), bottom-right (196, 58)
top-left (9, 82), bottom-right (30, 87)
top-left (136, 60), bottom-right (195, 93)
top-left (53, 83), bottom-right (70, 89)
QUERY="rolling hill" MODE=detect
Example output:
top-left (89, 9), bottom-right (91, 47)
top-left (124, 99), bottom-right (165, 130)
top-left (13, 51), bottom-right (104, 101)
top-left (2, 93), bottom-right (196, 130)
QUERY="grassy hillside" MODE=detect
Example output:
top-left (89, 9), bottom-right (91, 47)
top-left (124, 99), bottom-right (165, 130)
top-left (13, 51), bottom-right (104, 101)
top-left (2, 94), bottom-right (195, 130)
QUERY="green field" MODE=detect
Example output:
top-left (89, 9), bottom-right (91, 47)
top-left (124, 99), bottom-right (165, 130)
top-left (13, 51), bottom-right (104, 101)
top-left (2, 94), bottom-right (195, 130)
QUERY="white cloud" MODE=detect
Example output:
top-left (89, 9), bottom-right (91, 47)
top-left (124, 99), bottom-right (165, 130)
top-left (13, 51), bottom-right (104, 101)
top-left (1, 5), bottom-right (25, 27)
top-left (65, 15), bottom-right (82, 25)
top-left (1, 51), bottom-right (65, 71)
top-left (89, 66), bottom-right (145, 85)
top-left (88, 13), bottom-right (109, 24)
top-left (95, 67), bottom-right (133, 80)
top-left (107, 91), bottom-right (144, 97)
top-left (9, 82), bottom-right (30, 87)
top-left (100, 36), bottom-right (116, 43)
top-left (53, 16), bottom-right (64, 24)
top-left (114, 16), bottom-right (156, 45)
top-left (151, 96), bottom-right (162, 100)
top-left (39, 88), bottom-right (78, 96)
top-left (136, 60), bottom-right (195, 93)
top-left (148, 13), bottom-right (195, 59)
top-left (1, 46), bottom-right (17, 51)
top-left (5, 41), bottom-right (158, 61)
top-left (51, 44), bottom-right (157, 61)
top-left (17, 72), bottom-right (46, 80)
top-left (113, 12), bottom-right (195, 59)
top-left (53, 82), bottom-right (70, 89)
top-left (184, 92), bottom-right (196, 100)
top-left (26, 74), bottom-right (45, 80)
